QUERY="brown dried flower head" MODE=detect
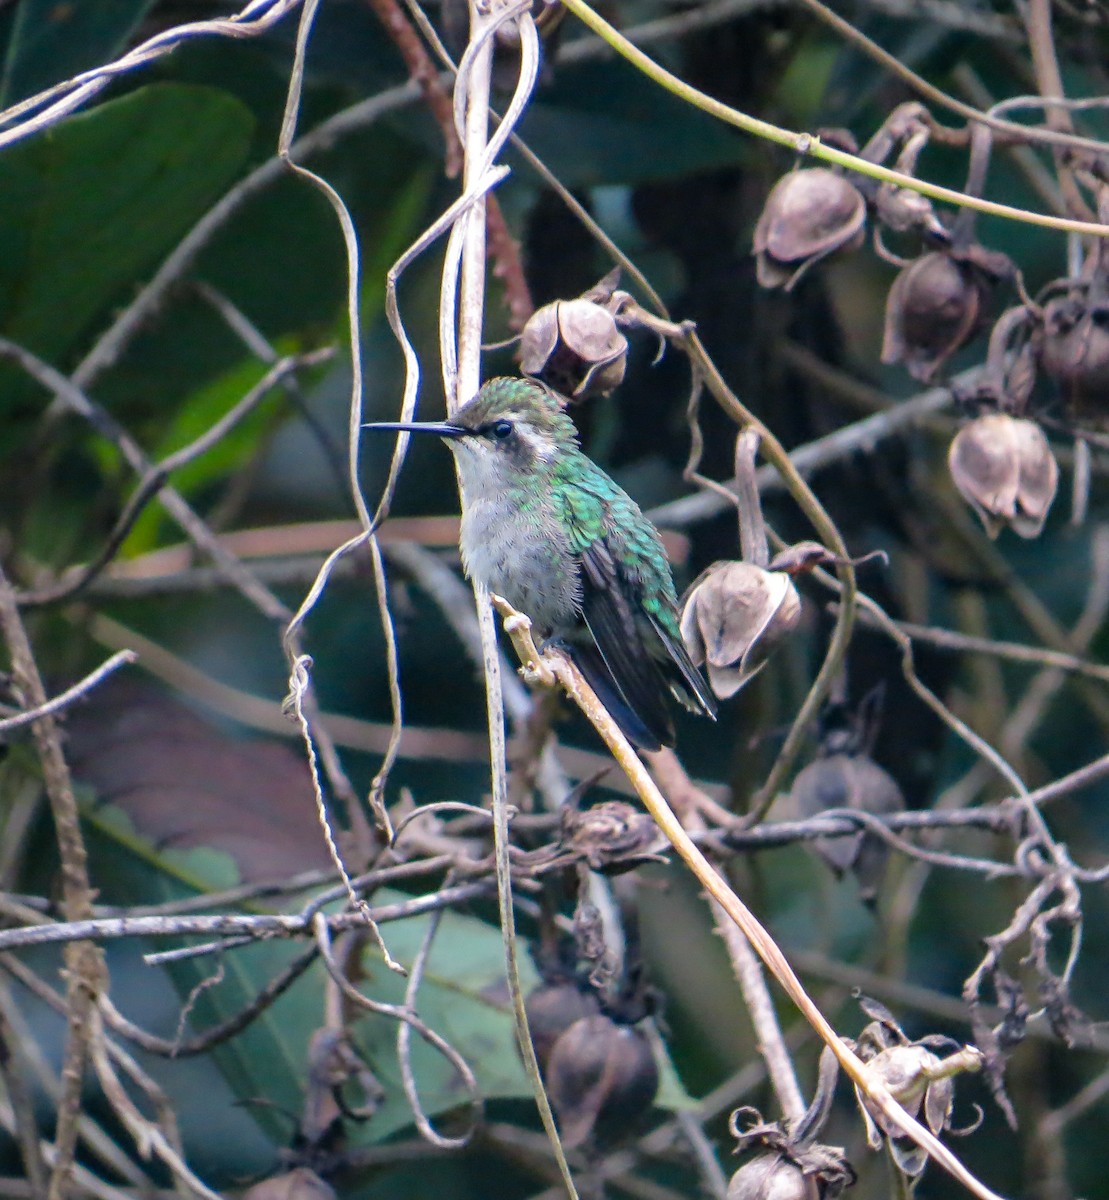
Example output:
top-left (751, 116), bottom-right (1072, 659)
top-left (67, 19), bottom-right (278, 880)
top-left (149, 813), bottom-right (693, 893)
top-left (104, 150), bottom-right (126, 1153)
top-left (728, 1146), bottom-right (855, 1200)
top-left (728, 1153), bottom-right (819, 1200)
top-left (881, 251), bottom-right (989, 382)
top-left (851, 1000), bottom-right (983, 1177)
top-left (680, 561), bottom-right (802, 699)
top-left (525, 982), bottom-right (601, 1072)
top-left (559, 800), bottom-right (667, 873)
top-left (519, 297), bottom-right (628, 399)
top-left (791, 753), bottom-right (904, 903)
top-left (948, 413), bottom-right (1058, 539)
top-left (545, 1013), bottom-right (659, 1148)
top-left (728, 1104), bottom-right (855, 1200)
top-left (855, 1042), bottom-right (980, 1176)
top-left (753, 167), bottom-right (866, 291)
top-left (1039, 293), bottom-right (1109, 419)
top-left (241, 1169), bottom-right (337, 1200)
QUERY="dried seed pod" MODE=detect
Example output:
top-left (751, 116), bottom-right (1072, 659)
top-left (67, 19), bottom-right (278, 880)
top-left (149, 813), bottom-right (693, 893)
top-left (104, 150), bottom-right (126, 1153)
top-left (545, 1014), bottom-right (658, 1147)
top-left (728, 1153), bottom-right (813, 1200)
top-left (851, 1005), bottom-right (983, 1178)
top-left (881, 251), bottom-right (990, 381)
top-left (753, 168), bottom-right (866, 291)
top-left (525, 982), bottom-right (601, 1072)
top-left (519, 298), bottom-right (628, 399)
top-left (241, 1169), bottom-right (337, 1200)
top-left (948, 413), bottom-right (1058, 539)
top-left (728, 1146), bottom-right (855, 1200)
top-left (1039, 295), bottom-right (1109, 419)
top-left (728, 1107), bottom-right (855, 1200)
top-left (559, 801), bottom-right (667, 873)
top-left (791, 753), bottom-right (904, 903)
top-left (855, 1044), bottom-right (964, 1176)
top-left (680, 562), bottom-right (802, 699)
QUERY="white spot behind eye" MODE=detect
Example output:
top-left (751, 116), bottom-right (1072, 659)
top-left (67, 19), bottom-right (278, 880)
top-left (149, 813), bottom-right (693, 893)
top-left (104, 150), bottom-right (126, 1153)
top-left (517, 426), bottom-right (555, 463)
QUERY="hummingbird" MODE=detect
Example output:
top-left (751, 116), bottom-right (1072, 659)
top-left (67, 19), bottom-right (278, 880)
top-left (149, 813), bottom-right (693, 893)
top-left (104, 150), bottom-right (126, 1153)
top-left (367, 377), bottom-right (716, 750)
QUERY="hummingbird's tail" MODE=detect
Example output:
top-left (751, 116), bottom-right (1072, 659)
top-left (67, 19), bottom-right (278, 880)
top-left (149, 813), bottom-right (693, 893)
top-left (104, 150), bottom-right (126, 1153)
top-left (567, 641), bottom-right (672, 752)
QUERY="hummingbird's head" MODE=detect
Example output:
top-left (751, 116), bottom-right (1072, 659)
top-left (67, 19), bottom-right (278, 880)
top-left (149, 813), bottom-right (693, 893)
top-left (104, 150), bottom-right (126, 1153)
top-left (366, 378), bottom-right (580, 494)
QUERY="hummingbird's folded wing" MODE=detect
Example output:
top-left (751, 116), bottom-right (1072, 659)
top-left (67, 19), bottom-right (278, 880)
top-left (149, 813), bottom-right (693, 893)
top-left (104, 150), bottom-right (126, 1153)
top-left (644, 611), bottom-right (718, 720)
top-left (555, 474), bottom-right (716, 745)
top-left (577, 538), bottom-right (677, 750)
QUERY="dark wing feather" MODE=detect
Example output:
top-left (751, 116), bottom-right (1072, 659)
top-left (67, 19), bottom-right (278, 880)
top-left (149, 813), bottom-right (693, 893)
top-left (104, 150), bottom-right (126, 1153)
top-left (646, 612), bottom-right (718, 719)
top-left (569, 641), bottom-right (663, 751)
top-left (578, 541), bottom-right (675, 750)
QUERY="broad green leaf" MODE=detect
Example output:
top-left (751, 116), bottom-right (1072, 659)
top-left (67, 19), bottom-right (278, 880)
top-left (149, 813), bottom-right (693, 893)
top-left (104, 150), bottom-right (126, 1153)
top-left (0, 82), bottom-right (254, 402)
top-left (510, 62), bottom-right (748, 187)
top-left (73, 680), bottom-right (692, 1150)
top-left (70, 681), bottom-right (534, 1145)
top-left (85, 805), bottom-right (542, 1144)
top-left (115, 350), bottom-right (295, 557)
top-left (0, 0), bottom-right (156, 107)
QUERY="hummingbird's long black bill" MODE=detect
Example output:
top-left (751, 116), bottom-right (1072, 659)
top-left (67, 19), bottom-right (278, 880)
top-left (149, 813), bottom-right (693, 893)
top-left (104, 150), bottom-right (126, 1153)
top-left (363, 421), bottom-right (467, 438)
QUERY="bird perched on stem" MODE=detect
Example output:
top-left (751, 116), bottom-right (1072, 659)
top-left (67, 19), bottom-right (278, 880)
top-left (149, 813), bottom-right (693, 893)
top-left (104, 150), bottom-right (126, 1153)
top-left (367, 376), bottom-right (716, 750)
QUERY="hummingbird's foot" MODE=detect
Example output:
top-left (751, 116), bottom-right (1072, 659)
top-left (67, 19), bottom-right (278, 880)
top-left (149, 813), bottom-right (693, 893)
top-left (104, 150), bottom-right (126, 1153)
top-left (520, 659), bottom-right (558, 688)
top-left (490, 593), bottom-right (558, 687)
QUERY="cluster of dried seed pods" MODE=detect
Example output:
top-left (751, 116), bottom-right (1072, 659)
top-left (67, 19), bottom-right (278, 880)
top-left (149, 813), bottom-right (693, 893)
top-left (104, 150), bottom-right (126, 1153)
top-left (726, 1046), bottom-right (852, 1200)
top-left (725, 998), bottom-right (982, 1198)
top-left (751, 107), bottom-right (1096, 538)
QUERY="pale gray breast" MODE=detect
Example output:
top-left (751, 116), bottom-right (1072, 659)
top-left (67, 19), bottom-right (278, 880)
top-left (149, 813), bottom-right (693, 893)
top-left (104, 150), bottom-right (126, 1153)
top-left (459, 490), bottom-right (581, 633)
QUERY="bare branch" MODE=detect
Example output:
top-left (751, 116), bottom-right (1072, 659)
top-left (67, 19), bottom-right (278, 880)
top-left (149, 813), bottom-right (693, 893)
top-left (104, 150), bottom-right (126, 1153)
top-left (0, 652), bottom-right (136, 736)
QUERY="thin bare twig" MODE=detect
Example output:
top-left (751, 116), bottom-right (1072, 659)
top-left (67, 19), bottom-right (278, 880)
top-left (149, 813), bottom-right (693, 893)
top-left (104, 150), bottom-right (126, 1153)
top-left (86, 1010), bottom-right (221, 1200)
top-left (441, 0), bottom-right (581, 1191)
top-left (493, 596), bottom-right (1006, 1200)
top-left (312, 912), bottom-right (483, 1131)
top-left (0, 1000), bottom-right (49, 1198)
top-left (648, 372), bottom-right (962, 530)
top-left (363, 0), bottom-right (463, 174)
top-left (649, 748), bottom-right (806, 1122)
top-left (98, 948), bottom-right (319, 1059)
top-left (0, 980), bottom-right (153, 1192)
top-left (0, 651), bottom-right (136, 736)
top-left (396, 890), bottom-right (481, 1147)
top-left (0, 0), bottom-right (304, 153)
top-left (18, 350), bottom-right (331, 608)
top-left (0, 564), bottom-right (104, 1200)
top-left (850, 608), bottom-right (1109, 683)
top-left (0, 338), bottom-right (290, 622)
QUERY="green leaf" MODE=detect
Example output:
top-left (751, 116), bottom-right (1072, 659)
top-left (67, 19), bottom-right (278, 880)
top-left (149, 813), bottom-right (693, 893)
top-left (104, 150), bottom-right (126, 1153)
top-left (73, 680), bottom-right (691, 1150)
top-left (0, 82), bottom-right (254, 397)
top-left (70, 681), bottom-right (533, 1145)
top-left (115, 349), bottom-right (294, 556)
top-left (510, 61), bottom-right (748, 187)
top-left (0, 0), bottom-right (157, 107)
top-left (86, 802), bottom-right (542, 1143)
top-left (87, 805), bottom-right (694, 1143)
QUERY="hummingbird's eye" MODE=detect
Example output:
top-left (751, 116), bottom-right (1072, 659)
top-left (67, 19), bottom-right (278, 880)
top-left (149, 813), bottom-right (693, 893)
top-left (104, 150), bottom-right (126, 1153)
top-left (490, 419), bottom-right (514, 441)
